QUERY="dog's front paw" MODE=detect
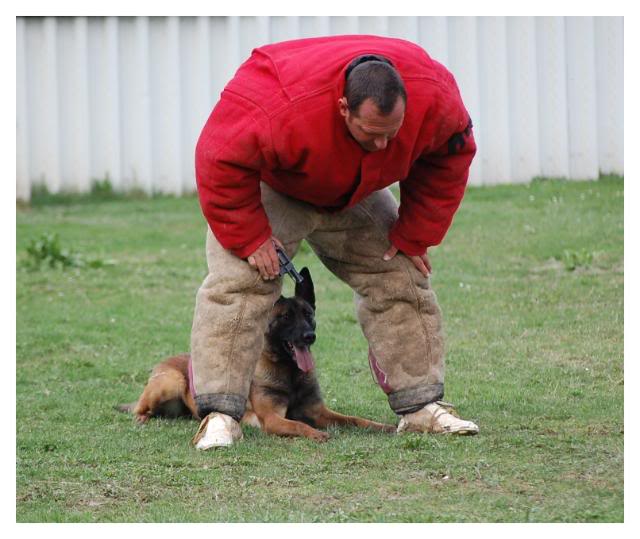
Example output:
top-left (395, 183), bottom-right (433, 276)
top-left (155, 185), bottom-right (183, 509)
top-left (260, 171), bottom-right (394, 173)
top-left (308, 430), bottom-right (330, 443)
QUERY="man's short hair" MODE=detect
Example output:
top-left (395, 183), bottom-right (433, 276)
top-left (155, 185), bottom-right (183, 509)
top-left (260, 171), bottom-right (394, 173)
top-left (344, 55), bottom-right (407, 116)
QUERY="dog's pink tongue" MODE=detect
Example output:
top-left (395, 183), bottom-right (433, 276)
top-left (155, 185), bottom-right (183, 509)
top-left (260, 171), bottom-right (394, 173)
top-left (293, 346), bottom-right (315, 373)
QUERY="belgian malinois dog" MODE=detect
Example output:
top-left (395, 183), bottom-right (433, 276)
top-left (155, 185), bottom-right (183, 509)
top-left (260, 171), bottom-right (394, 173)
top-left (118, 267), bottom-right (395, 441)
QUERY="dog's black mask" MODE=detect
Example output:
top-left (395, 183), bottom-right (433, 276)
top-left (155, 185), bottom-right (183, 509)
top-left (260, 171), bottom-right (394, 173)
top-left (267, 267), bottom-right (316, 372)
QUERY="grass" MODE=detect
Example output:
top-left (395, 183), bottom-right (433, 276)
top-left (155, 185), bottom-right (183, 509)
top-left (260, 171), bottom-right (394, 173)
top-left (16, 176), bottom-right (623, 522)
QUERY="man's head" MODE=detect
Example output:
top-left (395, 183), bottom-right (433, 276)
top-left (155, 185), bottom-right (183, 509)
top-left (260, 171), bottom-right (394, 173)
top-left (339, 55), bottom-right (407, 152)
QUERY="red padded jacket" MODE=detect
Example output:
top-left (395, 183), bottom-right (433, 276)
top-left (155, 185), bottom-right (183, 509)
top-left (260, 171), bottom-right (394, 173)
top-left (195, 35), bottom-right (476, 258)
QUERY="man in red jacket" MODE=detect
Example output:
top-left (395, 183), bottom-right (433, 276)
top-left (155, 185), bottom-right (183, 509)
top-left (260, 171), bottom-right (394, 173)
top-left (191, 35), bottom-right (479, 449)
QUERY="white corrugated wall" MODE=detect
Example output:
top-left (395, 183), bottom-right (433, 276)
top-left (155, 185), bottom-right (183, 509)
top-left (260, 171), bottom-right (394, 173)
top-left (15, 16), bottom-right (624, 201)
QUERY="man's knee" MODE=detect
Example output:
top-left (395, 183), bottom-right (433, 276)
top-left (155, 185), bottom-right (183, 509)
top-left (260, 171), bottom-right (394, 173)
top-left (355, 262), bottom-right (438, 315)
top-left (196, 268), bottom-right (279, 304)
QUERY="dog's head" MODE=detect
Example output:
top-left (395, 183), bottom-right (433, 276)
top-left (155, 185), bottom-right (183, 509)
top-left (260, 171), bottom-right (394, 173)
top-left (267, 267), bottom-right (317, 372)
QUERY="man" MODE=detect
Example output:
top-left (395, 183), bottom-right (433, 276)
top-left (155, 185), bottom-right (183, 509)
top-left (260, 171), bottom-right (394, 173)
top-left (191, 35), bottom-right (478, 449)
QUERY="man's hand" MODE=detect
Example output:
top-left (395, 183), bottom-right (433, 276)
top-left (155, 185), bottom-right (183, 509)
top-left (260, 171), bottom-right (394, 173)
top-left (382, 245), bottom-right (432, 276)
top-left (247, 236), bottom-right (284, 280)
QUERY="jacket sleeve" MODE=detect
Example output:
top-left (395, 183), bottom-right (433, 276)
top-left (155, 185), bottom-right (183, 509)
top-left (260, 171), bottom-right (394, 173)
top-left (388, 119), bottom-right (476, 256)
top-left (195, 92), bottom-right (273, 259)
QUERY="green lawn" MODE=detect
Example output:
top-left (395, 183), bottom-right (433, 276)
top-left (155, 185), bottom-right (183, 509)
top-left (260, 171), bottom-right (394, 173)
top-left (16, 176), bottom-right (623, 522)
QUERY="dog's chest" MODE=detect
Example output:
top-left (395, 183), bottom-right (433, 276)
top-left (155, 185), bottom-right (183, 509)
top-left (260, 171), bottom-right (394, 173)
top-left (254, 357), bottom-right (323, 424)
top-left (284, 371), bottom-right (322, 423)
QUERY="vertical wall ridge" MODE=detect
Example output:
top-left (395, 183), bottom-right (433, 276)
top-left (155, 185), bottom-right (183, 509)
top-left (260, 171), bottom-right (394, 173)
top-left (105, 16), bottom-right (123, 189)
top-left (16, 17), bottom-right (30, 201)
top-left (71, 17), bottom-right (91, 192)
top-left (565, 16), bottom-right (599, 180)
top-left (42, 17), bottom-right (62, 193)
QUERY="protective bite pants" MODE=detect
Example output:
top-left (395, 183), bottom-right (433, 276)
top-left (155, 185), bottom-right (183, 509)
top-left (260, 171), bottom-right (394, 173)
top-left (190, 184), bottom-right (445, 421)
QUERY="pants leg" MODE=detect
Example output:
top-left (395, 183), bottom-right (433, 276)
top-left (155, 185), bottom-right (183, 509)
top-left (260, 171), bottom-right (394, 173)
top-left (190, 184), bottom-right (319, 421)
top-left (307, 188), bottom-right (445, 415)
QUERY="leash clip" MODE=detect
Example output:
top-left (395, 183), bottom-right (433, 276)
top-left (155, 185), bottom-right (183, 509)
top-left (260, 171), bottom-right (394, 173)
top-left (276, 246), bottom-right (304, 284)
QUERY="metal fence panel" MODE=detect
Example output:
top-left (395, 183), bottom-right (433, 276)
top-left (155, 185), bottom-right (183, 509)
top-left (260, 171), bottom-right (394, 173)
top-left (15, 16), bottom-right (624, 200)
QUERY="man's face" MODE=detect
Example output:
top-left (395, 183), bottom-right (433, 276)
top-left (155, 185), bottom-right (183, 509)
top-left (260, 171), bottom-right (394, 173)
top-left (338, 96), bottom-right (405, 152)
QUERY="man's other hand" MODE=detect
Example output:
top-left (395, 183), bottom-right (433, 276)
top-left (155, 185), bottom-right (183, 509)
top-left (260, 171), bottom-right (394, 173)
top-left (247, 236), bottom-right (284, 280)
top-left (382, 245), bottom-right (431, 276)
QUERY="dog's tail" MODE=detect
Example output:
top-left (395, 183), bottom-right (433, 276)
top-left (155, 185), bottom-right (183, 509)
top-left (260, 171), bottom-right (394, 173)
top-left (114, 402), bottom-right (136, 414)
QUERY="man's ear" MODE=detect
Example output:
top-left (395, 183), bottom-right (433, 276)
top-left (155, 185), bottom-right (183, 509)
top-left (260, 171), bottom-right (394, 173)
top-left (294, 267), bottom-right (315, 310)
top-left (338, 97), bottom-right (349, 118)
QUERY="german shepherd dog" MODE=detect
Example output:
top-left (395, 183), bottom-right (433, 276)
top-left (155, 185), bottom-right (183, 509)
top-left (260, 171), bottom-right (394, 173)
top-left (119, 267), bottom-right (395, 441)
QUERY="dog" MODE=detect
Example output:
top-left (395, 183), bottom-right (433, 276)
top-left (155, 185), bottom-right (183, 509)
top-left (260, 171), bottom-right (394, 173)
top-left (118, 267), bottom-right (395, 441)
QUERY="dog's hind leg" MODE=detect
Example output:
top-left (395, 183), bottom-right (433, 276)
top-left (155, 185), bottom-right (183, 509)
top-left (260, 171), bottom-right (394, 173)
top-left (131, 386), bottom-right (156, 424)
top-left (132, 367), bottom-right (189, 424)
top-left (182, 388), bottom-right (200, 420)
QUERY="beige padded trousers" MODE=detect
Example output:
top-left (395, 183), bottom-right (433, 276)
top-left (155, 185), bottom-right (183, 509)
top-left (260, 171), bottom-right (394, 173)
top-left (190, 184), bottom-right (445, 421)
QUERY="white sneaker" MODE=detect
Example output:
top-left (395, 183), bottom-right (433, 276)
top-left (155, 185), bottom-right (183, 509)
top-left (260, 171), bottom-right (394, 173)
top-left (397, 401), bottom-right (479, 435)
top-left (192, 412), bottom-right (243, 449)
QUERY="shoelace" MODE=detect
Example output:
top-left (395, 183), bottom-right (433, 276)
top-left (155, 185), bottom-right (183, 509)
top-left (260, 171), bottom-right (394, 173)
top-left (433, 400), bottom-right (461, 419)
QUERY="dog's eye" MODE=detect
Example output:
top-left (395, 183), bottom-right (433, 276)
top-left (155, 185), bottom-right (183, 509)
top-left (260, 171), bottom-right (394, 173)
top-left (279, 311), bottom-right (290, 320)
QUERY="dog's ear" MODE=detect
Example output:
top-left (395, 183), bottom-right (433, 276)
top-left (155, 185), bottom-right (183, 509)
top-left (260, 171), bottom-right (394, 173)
top-left (295, 267), bottom-right (315, 310)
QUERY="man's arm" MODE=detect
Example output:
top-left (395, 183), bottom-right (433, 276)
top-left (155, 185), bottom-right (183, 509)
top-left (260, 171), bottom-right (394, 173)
top-left (388, 119), bottom-right (477, 260)
top-left (195, 92), bottom-right (280, 278)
